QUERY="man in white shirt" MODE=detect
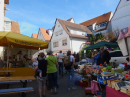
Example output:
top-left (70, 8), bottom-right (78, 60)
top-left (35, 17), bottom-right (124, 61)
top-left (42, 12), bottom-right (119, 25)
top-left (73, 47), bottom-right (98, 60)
top-left (57, 50), bottom-right (65, 77)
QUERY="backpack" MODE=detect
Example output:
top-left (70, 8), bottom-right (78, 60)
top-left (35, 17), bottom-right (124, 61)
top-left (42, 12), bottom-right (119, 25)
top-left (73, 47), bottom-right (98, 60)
top-left (63, 56), bottom-right (72, 68)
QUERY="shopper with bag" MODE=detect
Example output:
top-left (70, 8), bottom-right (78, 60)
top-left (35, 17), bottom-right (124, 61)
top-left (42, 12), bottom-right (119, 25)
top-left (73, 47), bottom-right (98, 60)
top-left (64, 50), bottom-right (77, 90)
top-left (45, 51), bottom-right (58, 94)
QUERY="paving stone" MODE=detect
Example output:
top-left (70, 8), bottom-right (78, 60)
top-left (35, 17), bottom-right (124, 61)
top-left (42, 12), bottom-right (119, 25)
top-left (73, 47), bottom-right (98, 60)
top-left (0, 74), bottom-right (94, 97)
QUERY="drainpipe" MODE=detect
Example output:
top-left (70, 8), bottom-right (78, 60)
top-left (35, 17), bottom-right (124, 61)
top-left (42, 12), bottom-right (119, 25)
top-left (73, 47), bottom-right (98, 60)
top-left (71, 36), bottom-right (73, 53)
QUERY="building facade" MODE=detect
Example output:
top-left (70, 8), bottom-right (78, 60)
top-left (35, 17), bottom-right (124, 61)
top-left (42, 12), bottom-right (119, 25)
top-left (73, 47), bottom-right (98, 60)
top-left (110, 0), bottom-right (130, 32)
top-left (80, 12), bottom-right (113, 35)
top-left (51, 18), bottom-right (92, 54)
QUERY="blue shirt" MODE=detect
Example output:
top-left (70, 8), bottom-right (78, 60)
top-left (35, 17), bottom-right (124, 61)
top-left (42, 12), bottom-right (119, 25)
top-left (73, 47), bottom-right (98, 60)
top-left (94, 53), bottom-right (101, 64)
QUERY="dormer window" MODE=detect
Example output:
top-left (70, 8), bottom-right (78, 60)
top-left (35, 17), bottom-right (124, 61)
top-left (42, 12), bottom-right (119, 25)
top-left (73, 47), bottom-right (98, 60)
top-left (100, 22), bottom-right (107, 27)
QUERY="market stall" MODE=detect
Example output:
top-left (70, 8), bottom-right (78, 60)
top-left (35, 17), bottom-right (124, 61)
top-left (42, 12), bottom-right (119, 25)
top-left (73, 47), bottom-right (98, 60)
top-left (0, 31), bottom-right (48, 69)
top-left (85, 41), bottom-right (118, 50)
top-left (74, 62), bottom-right (130, 97)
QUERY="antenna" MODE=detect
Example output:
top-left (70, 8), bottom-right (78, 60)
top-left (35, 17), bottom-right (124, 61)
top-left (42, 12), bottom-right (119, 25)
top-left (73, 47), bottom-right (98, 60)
top-left (17, 17), bottom-right (19, 22)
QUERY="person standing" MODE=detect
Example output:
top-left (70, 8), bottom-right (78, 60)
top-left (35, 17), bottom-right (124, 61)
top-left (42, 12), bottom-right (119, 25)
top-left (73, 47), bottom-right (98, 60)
top-left (57, 50), bottom-right (65, 77)
top-left (64, 50), bottom-right (77, 90)
top-left (76, 53), bottom-right (80, 63)
top-left (45, 51), bottom-right (58, 94)
top-left (93, 49), bottom-right (101, 65)
top-left (100, 46), bottom-right (111, 67)
top-left (35, 53), bottom-right (47, 97)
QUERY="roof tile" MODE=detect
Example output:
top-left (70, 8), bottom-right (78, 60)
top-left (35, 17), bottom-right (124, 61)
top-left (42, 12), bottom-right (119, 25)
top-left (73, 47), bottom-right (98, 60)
top-left (11, 21), bottom-right (20, 34)
top-left (32, 33), bottom-right (37, 39)
top-left (57, 18), bottom-right (92, 39)
top-left (80, 12), bottom-right (112, 27)
top-left (40, 28), bottom-right (51, 41)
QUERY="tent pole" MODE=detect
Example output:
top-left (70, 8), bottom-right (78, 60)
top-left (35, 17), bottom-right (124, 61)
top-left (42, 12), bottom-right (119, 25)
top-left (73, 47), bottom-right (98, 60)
top-left (7, 43), bottom-right (10, 70)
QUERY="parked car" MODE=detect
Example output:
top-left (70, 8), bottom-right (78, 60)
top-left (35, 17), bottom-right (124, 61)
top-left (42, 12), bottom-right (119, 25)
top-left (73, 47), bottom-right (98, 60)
top-left (109, 50), bottom-right (129, 67)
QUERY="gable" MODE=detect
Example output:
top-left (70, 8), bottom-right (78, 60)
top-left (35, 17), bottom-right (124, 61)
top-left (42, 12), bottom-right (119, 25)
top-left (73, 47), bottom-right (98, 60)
top-left (111, 0), bottom-right (130, 21)
top-left (51, 19), bottom-right (69, 41)
top-left (37, 29), bottom-right (45, 41)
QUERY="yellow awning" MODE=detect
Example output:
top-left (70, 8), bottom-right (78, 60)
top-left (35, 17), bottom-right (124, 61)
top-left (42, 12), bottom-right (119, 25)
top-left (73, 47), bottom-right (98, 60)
top-left (0, 31), bottom-right (48, 50)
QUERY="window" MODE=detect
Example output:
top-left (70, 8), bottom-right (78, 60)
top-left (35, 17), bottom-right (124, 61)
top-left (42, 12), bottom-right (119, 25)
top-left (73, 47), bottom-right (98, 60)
top-left (53, 41), bottom-right (59, 47)
top-left (100, 23), bottom-right (107, 27)
top-left (110, 51), bottom-right (123, 57)
top-left (60, 31), bottom-right (63, 35)
top-left (82, 32), bottom-right (85, 35)
top-left (62, 39), bottom-right (67, 46)
top-left (58, 25), bottom-right (60, 27)
top-left (5, 22), bottom-right (10, 29)
top-left (55, 32), bottom-right (58, 36)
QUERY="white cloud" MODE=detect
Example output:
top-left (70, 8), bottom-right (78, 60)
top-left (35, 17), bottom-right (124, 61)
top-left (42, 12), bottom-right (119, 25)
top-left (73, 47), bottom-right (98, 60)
top-left (20, 22), bottom-right (38, 36)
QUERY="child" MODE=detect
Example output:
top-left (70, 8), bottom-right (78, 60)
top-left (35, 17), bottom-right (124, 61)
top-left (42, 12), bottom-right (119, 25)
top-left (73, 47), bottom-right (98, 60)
top-left (32, 57), bottom-right (43, 80)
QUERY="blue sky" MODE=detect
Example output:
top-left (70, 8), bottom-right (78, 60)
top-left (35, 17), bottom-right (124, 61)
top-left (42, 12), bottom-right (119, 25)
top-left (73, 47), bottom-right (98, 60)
top-left (6, 0), bottom-right (120, 37)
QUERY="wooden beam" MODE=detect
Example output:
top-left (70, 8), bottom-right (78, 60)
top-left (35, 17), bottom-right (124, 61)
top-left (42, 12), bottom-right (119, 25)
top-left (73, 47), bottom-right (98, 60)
top-left (4, 0), bottom-right (9, 4)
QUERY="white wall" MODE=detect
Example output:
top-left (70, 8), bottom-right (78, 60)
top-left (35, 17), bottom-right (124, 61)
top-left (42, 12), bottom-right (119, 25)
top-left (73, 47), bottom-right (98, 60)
top-left (37, 29), bottom-right (51, 53)
top-left (71, 38), bottom-right (87, 53)
top-left (4, 22), bottom-right (11, 31)
top-left (51, 20), bottom-right (70, 52)
top-left (0, 0), bottom-right (4, 31)
top-left (37, 30), bottom-right (45, 41)
top-left (67, 27), bottom-right (87, 36)
top-left (111, 0), bottom-right (130, 31)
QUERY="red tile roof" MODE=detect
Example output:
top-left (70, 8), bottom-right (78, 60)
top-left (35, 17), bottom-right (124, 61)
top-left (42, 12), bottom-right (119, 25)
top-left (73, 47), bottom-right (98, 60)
top-left (4, 0), bottom-right (9, 4)
top-left (11, 21), bottom-right (20, 34)
top-left (32, 33), bottom-right (38, 39)
top-left (40, 28), bottom-right (51, 41)
top-left (80, 12), bottom-right (112, 27)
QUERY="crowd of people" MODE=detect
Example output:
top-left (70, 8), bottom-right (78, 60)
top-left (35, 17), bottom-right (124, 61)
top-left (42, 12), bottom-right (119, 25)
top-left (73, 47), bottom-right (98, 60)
top-left (31, 46), bottom-right (111, 97)
top-left (92, 46), bottom-right (111, 67)
top-left (32, 50), bottom-right (79, 97)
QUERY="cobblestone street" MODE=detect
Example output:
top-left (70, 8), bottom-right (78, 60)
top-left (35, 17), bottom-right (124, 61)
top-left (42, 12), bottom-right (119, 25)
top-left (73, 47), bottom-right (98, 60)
top-left (0, 74), bottom-right (93, 97)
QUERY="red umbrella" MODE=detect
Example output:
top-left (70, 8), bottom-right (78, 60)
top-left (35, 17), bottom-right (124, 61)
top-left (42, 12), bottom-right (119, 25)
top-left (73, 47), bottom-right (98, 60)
top-left (53, 52), bottom-right (59, 55)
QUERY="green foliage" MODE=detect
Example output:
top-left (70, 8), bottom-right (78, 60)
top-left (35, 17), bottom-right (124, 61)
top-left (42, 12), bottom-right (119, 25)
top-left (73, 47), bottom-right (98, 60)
top-left (80, 45), bottom-right (92, 59)
top-left (86, 50), bottom-right (92, 58)
top-left (90, 33), bottom-right (104, 44)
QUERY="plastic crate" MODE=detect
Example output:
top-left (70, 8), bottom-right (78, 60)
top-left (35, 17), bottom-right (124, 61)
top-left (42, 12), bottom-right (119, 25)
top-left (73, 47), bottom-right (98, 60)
top-left (97, 74), bottom-right (119, 85)
top-left (78, 81), bottom-right (88, 87)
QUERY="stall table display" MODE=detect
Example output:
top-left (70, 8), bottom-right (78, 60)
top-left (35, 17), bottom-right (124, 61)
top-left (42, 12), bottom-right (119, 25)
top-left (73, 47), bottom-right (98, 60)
top-left (0, 70), bottom-right (16, 76)
top-left (106, 86), bottom-right (130, 97)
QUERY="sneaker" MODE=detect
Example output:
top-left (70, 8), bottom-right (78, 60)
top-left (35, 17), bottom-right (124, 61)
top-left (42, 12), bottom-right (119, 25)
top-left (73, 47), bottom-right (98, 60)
top-left (68, 88), bottom-right (70, 90)
top-left (53, 91), bottom-right (57, 94)
top-left (39, 77), bottom-right (43, 80)
top-left (72, 87), bottom-right (77, 90)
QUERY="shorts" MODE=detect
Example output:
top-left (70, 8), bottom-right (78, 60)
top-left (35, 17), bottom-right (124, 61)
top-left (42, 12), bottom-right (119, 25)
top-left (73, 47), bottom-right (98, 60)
top-left (36, 68), bottom-right (42, 73)
top-left (37, 76), bottom-right (47, 89)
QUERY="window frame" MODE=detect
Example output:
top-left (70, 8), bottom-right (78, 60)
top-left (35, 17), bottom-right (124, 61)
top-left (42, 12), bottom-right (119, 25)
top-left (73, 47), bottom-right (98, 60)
top-left (62, 39), bottom-right (67, 46)
top-left (59, 31), bottom-right (63, 35)
top-left (55, 32), bottom-right (58, 36)
top-left (53, 41), bottom-right (59, 48)
top-left (5, 22), bottom-right (10, 30)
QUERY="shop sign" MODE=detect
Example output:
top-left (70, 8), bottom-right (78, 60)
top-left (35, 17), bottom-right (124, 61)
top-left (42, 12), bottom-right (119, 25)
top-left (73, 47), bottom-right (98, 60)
top-left (15, 40), bottom-right (41, 47)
